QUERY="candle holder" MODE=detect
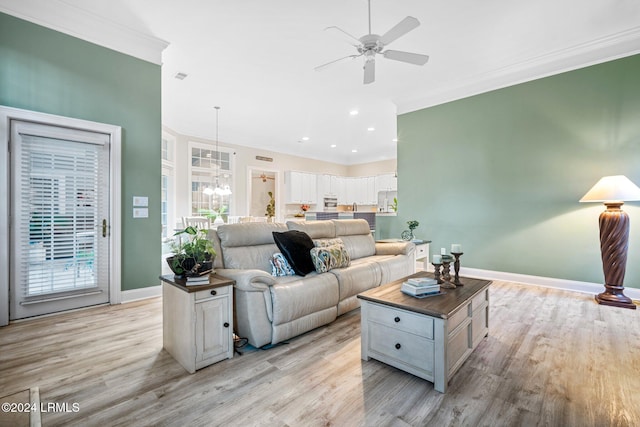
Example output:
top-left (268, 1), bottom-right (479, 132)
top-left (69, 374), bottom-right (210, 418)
top-left (441, 257), bottom-right (456, 289)
top-left (452, 252), bottom-right (464, 286)
top-left (432, 263), bottom-right (442, 284)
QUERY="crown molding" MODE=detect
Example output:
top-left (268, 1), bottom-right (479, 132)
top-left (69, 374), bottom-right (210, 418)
top-left (396, 26), bottom-right (640, 115)
top-left (0, 0), bottom-right (168, 65)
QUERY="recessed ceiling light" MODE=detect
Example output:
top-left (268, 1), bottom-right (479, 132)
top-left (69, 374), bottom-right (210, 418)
top-left (330, 144), bottom-right (337, 148)
top-left (351, 149), bottom-right (358, 153)
top-left (367, 127), bottom-right (375, 132)
top-left (349, 110), bottom-right (359, 116)
top-left (302, 136), bottom-right (310, 141)
top-left (392, 138), bottom-right (398, 142)
top-left (174, 72), bottom-right (188, 80)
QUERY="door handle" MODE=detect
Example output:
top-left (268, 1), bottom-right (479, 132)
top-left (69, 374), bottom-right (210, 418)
top-left (102, 219), bottom-right (107, 238)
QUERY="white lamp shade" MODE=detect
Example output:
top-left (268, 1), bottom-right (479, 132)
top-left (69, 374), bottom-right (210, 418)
top-left (579, 175), bottom-right (640, 203)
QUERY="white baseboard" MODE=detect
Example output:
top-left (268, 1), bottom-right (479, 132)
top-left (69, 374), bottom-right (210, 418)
top-left (424, 265), bottom-right (640, 301)
top-left (121, 285), bottom-right (161, 303)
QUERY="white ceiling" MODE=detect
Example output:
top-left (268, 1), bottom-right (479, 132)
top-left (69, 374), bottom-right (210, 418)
top-left (2, 0), bottom-right (640, 164)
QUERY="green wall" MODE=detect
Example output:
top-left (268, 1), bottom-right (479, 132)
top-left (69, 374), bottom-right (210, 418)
top-left (0, 12), bottom-right (161, 291)
top-left (378, 54), bottom-right (640, 288)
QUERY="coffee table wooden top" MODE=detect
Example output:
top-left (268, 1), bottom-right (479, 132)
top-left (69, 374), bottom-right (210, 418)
top-left (357, 271), bottom-right (491, 319)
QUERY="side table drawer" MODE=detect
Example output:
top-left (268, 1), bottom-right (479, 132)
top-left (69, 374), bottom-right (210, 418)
top-left (367, 303), bottom-right (434, 339)
top-left (368, 323), bottom-right (435, 374)
top-left (471, 289), bottom-right (488, 311)
top-left (415, 243), bottom-right (428, 259)
top-left (194, 286), bottom-right (230, 301)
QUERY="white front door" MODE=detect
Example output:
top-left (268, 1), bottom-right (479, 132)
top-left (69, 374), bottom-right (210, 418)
top-left (9, 121), bottom-right (111, 320)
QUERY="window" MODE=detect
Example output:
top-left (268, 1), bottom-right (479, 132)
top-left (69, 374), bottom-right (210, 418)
top-left (161, 132), bottom-right (176, 254)
top-left (161, 136), bottom-right (173, 162)
top-left (189, 141), bottom-right (233, 216)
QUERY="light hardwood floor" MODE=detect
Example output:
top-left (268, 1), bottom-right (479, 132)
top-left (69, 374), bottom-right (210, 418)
top-left (1, 280), bottom-right (639, 427)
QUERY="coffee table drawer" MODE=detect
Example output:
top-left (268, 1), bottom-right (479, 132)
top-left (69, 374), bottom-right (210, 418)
top-left (367, 323), bottom-right (435, 373)
top-left (367, 303), bottom-right (434, 339)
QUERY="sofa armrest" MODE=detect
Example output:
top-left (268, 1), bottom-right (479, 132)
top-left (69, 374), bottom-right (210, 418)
top-left (375, 241), bottom-right (415, 257)
top-left (216, 268), bottom-right (275, 292)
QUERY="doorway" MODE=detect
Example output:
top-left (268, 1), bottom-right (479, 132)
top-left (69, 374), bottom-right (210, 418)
top-left (248, 169), bottom-right (279, 220)
top-left (0, 107), bottom-right (122, 325)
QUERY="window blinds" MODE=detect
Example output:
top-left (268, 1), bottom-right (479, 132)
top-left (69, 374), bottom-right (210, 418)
top-left (16, 134), bottom-right (109, 300)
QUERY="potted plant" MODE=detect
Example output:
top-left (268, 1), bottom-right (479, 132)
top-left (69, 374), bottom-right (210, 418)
top-left (265, 191), bottom-right (275, 222)
top-left (166, 226), bottom-right (216, 278)
top-left (401, 220), bottom-right (419, 241)
top-left (198, 205), bottom-right (227, 224)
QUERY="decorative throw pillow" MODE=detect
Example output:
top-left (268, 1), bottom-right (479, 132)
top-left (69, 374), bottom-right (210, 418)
top-left (313, 238), bottom-right (345, 248)
top-left (310, 244), bottom-right (351, 273)
top-left (270, 253), bottom-right (296, 277)
top-left (272, 230), bottom-right (316, 276)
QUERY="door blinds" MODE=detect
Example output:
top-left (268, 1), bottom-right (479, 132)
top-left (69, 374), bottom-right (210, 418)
top-left (15, 134), bottom-right (109, 300)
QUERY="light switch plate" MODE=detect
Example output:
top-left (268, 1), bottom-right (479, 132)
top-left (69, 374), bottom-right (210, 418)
top-left (133, 208), bottom-right (148, 218)
top-left (133, 196), bottom-right (148, 207)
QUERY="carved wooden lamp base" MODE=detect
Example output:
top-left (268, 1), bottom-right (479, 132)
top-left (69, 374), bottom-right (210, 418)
top-left (580, 176), bottom-right (640, 310)
top-left (596, 202), bottom-right (636, 309)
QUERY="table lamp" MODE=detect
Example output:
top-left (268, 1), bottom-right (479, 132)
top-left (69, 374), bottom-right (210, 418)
top-left (580, 175), bottom-right (640, 309)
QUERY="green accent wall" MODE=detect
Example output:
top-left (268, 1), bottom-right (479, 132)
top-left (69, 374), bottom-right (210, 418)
top-left (0, 12), bottom-right (161, 291)
top-left (379, 54), bottom-right (640, 288)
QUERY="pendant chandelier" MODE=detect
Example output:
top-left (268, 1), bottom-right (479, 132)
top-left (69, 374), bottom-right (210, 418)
top-left (204, 106), bottom-right (232, 196)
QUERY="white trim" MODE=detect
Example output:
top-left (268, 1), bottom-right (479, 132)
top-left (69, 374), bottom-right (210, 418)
top-left (0, 106), bottom-right (122, 325)
top-left (424, 264), bottom-right (640, 301)
top-left (121, 285), bottom-right (161, 303)
top-left (0, 0), bottom-right (168, 65)
top-left (397, 26), bottom-right (640, 115)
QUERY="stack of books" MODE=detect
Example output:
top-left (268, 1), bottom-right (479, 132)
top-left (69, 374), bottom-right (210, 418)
top-left (401, 277), bottom-right (440, 297)
top-left (185, 271), bottom-right (212, 286)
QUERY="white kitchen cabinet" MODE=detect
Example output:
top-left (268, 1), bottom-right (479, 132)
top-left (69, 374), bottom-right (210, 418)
top-left (285, 171), bottom-right (317, 204)
top-left (375, 173), bottom-right (397, 193)
top-left (365, 176), bottom-right (377, 204)
top-left (334, 176), bottom-right (347, 204)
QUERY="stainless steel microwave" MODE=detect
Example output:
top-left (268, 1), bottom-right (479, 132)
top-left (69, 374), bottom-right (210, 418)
top-left (323, 196), bottom-right (337, 211)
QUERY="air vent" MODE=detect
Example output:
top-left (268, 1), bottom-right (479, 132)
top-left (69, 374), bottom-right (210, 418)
top-left (174, 72), bottom-right (188, 80)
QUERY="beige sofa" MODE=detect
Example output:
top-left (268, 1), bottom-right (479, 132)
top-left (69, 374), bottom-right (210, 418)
top-left (211, 219), bottom-right (415, 348)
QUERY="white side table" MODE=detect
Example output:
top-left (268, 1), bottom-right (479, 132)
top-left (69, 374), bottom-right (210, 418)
top-left (414, 241), bottom-right (431, 270)
top-left (160, 274), bottom-right (235, 373)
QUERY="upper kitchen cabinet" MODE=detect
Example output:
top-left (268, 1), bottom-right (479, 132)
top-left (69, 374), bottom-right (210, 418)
top-left (285, 171), bottom-right (317, 204)
top-left (375, 173), bottom-right (397, 193)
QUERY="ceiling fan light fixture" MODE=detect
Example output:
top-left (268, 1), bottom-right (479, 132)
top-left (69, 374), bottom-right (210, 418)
top-left (315, 0), bottom-right (429, 84)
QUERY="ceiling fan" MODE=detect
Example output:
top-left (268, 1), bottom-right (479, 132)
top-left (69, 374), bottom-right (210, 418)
top-left (315, 0), bottom-right (429, 84)
top-left (254, 173), bottom-right (275, 183)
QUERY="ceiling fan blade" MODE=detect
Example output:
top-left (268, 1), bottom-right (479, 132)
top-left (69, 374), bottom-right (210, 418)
top-left (363, 60), bottom-right (375, 85)
top-left (383, 50), bottom-right (429, 65)
top-left (324, 26), bottom-right (362, 47)
top-left (314, 54), bottom-right (362, 72)
top-left (379, 16), bottom-right (420, 46)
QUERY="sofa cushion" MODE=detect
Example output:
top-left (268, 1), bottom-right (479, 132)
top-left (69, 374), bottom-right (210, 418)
top-left (330, 219), bottom-right (376, 260)
top-left (269, 272), bottom-right (339, 326)
top-left (216, 222), bottom-right (288, 271)
top-left (310, 244), bottom-right (351, 273)
top-left (270, 253), bottom-right (296, 277)
top-left (272, 230), bottom-right (316, 276)
top-left (286, 220), bottom-right (336, 239)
